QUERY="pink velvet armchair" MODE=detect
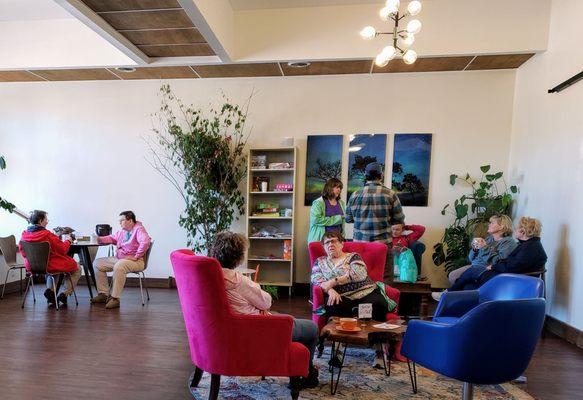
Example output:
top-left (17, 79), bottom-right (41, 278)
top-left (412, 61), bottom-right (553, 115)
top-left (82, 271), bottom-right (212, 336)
top-left (308, 241), bottom-right (401, 354)
top-left (171, 249), bottom-right (310, 400)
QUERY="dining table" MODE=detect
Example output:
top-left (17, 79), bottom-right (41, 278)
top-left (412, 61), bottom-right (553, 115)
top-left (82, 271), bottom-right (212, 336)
top-left (67, 241), bottom-right (110, 298)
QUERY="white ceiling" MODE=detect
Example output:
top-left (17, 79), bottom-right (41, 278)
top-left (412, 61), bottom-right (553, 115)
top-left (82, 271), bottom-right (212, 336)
top-left (0, 0), bottom-right (72, 22)
top-left (229, 0), bottom-right (380, 10)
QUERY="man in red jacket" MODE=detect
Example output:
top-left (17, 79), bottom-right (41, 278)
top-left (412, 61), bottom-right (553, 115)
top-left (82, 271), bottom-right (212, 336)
top-left (19, 210), bottom-right (81, 306)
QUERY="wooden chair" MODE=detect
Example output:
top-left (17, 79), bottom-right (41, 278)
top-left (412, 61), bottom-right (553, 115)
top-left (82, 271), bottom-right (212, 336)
top-left (0, 235), bottom-right (26, 299)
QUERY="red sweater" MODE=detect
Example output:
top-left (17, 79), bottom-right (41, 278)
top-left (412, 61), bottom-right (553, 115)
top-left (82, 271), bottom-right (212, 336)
top-left (390, 224), bottom-right (425, 248)
top-left (20, 228), bottom-right (78, 274)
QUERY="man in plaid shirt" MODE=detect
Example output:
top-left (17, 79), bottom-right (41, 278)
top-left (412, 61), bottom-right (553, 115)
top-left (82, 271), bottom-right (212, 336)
top-left (345, 162), bottom-right (405, 281)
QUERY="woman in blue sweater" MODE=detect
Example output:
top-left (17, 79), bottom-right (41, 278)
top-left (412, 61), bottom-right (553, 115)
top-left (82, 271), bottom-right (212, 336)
top-left (477, 217), bottom-right (547, 285)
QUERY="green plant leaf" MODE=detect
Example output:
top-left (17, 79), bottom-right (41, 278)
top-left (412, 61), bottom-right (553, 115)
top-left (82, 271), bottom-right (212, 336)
top-left (475, 188), bottom-right (486, 198)
top-left (449, 174), bottom-right (458, 185)
top-left (480, 165), bottom-right (491, 173)
top-left (510, 185), bottom-right (518, 193)
top-left (494, 172), bottom-right (503, 179)
top-left (485, 174), bottom-right (496, 182)
top-left (0, 156), bottom-right (5, 170)
top-left (455, 204), bottom-right (469, 219)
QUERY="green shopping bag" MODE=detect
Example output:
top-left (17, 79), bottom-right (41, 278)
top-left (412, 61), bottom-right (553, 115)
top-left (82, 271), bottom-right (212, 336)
top-left (394, 248), bottom-right (418, 283)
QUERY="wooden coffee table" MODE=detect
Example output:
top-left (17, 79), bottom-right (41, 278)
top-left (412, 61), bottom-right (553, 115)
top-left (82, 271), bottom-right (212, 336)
top-left (320, 318), bottom-right (407, 394)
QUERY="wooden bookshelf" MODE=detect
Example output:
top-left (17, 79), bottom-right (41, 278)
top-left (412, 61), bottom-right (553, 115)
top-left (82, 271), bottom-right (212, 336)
top-left (246, 147), bottom-right (297, 295)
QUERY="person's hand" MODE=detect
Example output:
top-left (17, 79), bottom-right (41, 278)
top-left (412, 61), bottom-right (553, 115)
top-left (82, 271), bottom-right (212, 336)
top-left (327, 289), bottom-right (342, 306)
top-left (320, 279), bottom-right (334, 291)
top-left (474, 238), bottom-right (487, 250)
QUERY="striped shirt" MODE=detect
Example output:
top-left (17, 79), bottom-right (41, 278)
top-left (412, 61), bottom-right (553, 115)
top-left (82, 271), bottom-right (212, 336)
top-left (345, 181), bottom-right (405, 243)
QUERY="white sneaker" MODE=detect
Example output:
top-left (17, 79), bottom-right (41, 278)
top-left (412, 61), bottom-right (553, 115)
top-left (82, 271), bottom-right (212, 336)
top-left (431, 290), bottom-right (447, 302)
top-left (372, 350), bottom-right (385, 369)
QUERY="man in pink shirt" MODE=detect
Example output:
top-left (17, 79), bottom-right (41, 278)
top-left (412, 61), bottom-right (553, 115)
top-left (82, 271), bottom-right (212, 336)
top-left (91, 211), bottom-right (151, 309)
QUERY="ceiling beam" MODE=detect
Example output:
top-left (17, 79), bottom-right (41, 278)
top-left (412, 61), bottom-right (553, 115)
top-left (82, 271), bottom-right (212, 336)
top-left (178, 0), bottom-right (233, 63)
top-left (54, 0), bottom-right (151, 65)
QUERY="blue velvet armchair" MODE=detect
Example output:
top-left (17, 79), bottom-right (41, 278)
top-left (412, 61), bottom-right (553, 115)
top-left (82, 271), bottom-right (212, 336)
top-left (402, 298), bottom-right (545, 399)
top-left (434, 274), bottom-right (545, 324)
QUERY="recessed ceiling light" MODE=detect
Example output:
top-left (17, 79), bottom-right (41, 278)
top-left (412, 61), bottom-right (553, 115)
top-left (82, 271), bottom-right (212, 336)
top-left (287, 62), bottom-right (311, 68)
top-left (115, 67), bottom-right (136, 73)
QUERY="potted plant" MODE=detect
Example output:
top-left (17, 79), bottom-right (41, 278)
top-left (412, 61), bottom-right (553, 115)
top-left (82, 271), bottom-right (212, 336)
top-left (147, 85), bottom-right (250, 254)
top-left (432, 165), bottom-right (518, 274)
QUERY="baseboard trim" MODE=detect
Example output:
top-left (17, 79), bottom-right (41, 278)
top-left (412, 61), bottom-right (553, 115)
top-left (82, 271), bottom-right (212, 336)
top-left (545, 315), bottom-right (583, 349)
top-left (77, 276), bottom-right (176, 289)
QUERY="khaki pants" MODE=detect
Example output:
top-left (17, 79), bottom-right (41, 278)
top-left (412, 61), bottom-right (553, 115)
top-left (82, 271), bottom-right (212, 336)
top-left (95, 257), bottom-right (145, 299)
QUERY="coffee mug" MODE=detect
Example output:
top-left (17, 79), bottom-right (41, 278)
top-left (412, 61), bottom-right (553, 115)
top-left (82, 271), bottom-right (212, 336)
top-left (339, 317), bottom-right (357, 330)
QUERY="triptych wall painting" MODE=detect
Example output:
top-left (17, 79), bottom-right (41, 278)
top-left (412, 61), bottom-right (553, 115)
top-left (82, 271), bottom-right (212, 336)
top-left (304, 133), bottom-right (432, 207)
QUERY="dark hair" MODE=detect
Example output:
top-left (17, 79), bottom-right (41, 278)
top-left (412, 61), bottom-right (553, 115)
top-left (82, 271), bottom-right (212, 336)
top-left (321, 178), bottom-right (343, 200)
top-left (365, 170), bottom-right (383, 182)
top-left (119, 211), bottom-right (136, 223)
top-left (29, 210), bottom-right (47, 225)
top-left (209, 231), bottom-right (249, 269)
top-left (321, 231), bottom-right (346, 244)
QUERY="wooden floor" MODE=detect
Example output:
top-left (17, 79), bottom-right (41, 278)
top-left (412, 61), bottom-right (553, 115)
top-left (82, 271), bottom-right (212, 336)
top-left (0, 287), bottom-right (581, 400)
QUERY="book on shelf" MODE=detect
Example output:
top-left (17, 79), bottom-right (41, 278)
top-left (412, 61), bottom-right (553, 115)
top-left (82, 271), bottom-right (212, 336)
top-left (251, 155), bottom-right (267, 169)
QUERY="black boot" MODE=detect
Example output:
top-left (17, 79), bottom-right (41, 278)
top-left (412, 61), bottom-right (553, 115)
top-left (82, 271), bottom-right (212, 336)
top-left (44, 288), bottom-right (56, 305)
top-left (57, 293), bottom-right (68, 306)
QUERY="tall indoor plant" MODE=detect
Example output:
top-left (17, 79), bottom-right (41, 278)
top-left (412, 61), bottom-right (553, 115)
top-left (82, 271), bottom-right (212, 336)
top-left (147, 85), bottom-right (250, 253)
top-left (0, 155), bottom-right (16, 213)
top-left (432, 165), bottom-right (518, 273)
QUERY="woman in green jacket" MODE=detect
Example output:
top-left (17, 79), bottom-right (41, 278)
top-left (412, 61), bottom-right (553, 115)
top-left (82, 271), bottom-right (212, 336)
top-left (307, 178), bottom-right (346, 243)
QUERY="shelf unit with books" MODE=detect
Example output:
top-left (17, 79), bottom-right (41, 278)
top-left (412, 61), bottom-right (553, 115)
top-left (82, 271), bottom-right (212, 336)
top-left (246, 147), bottom-right (297, 295)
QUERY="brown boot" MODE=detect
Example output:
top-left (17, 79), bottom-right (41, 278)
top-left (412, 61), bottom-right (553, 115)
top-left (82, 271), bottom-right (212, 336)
top-left (105, 297), bottom-right (120, 309)
top-left (90, 293), bottom-right (109, 304)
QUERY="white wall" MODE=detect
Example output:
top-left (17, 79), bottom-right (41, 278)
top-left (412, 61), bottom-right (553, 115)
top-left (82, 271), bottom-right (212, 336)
top-left (509, 0), bottom-right (583, 330)
top-left (0, 70), bottom-right (516, 287)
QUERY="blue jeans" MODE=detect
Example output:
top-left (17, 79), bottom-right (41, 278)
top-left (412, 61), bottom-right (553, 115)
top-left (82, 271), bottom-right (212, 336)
top-left (450, 265), bottom-right (487, 291)
top-left (292, 318), bottom-right (318, 368)
top-left (410, 241), bottom-right (426, 275)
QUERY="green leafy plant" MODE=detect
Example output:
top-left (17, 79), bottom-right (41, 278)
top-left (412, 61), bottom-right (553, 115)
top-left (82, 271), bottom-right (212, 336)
top-left (147, 85), bottom-right (250, 253)
top-left (0, 155), bottom-right (16, 213)
top-left (261, 285), bottom-right (279, 300)
top-left (432, 165), bottom-right (518, 273)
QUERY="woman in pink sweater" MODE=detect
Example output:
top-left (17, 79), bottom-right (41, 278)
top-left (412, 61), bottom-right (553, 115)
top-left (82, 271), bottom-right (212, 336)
top-left (210, 231), bottom-right (319, 389)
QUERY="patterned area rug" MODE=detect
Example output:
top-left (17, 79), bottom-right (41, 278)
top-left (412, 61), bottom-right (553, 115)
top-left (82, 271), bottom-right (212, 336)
top-left (189, 347), bottom-right (534, 399)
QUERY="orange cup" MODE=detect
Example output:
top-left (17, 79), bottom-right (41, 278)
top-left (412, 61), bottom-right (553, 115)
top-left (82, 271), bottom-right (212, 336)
top-left (339, 318), bottom-right (357, 330)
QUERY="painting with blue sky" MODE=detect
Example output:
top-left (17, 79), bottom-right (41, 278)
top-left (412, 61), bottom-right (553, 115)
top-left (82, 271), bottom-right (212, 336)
top-left (391, 134), bottom-right (432, 207)
top-left (304, 135), bottom-right (343, 206)
top-left (347, 134), bottom-right (387, 201)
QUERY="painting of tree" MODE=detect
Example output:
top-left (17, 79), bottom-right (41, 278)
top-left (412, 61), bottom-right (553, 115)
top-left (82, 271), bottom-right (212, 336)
top-left (304, 135), bottom-right (343, 206)
top-left (391, 134), bottom-right (432, 206)
top-left (347, 134), bottom-right (387, 200)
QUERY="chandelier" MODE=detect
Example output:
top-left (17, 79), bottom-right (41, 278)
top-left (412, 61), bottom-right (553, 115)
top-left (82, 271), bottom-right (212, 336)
top-left (360, 0), bottom-right (423, 67)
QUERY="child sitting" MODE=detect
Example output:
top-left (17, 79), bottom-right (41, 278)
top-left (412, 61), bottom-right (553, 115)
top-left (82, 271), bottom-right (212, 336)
top-left (390, 224), bottom-right (426, 278)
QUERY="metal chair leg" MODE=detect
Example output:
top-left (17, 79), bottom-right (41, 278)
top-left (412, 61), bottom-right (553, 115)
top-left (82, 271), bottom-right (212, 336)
top-left (30, 276), bottom-right (36, 302)
top-left (142, 272), bottom-right (150, 301)
top-left (462, 382), bottom-right (474, 400)
top-left (52, 277), bottom-right (59, 311)
top-left (20, 267), bottom-right (23, 295)
top-left (69, 274), bottom-right (79, 306)
top-left (1, 268), bottom-right (10, 299)
top-left (138, 275), bottom-right (145, 306)
top-left (21, 275), bottom-right (32, 309)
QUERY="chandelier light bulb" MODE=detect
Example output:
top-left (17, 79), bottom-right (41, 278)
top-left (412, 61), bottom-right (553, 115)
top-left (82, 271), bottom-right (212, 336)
top-left (403, 49), bottom-right (418, 64)
top-left (375, 53), bottom-right (390, 67)
top-left (399, 33), bottom-right (415, 47)
top-left (360, 26), bottom-right (377, 40)
top-left (385, 0), bottom-right (400, 13)
top-left (381, 45), bottom-right (396, 59)
top-left (379, 6), bottom-right (392, 21)
top-left (407, 1), bottom-right (422, 16)
top-left (406, 19), bottom-right (422, 34)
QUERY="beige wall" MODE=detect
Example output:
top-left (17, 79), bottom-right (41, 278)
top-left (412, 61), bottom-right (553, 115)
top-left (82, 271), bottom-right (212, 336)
top-left (0, 70), bottom-right (516, 287)
top-left (509, 0), bottom-right (583, 330)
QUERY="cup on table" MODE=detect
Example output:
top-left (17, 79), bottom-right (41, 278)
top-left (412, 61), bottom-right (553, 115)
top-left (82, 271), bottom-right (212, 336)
top-left (339, 318), bottom-right (358, 330)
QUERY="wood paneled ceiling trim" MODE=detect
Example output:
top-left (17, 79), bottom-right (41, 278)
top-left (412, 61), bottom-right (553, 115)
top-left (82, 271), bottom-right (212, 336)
top-left (28, 69), bottom-right (120, 81)
top-left (192, 63), bottom-right (282, 78)
top-left (280, 60), bottom-right (372, 76)
top-left (98, 9), bottom-right (194, 30)
top-left (465, 53), bottom-right (535, 70)
top-left (81, 0), bottom-right (181, 13)
top-left (109, 66), bottom-right (198, 80)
